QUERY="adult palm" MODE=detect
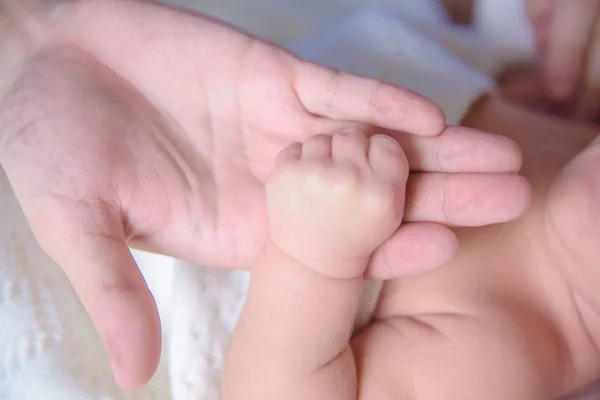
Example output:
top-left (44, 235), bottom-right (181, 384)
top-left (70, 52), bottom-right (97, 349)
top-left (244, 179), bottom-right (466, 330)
top-left (0, 0), bottom-right (527, 389)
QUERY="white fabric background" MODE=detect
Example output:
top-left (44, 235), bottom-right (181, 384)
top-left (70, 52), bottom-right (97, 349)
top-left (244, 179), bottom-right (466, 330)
top-left (0, 0), bottom-right (535, 398)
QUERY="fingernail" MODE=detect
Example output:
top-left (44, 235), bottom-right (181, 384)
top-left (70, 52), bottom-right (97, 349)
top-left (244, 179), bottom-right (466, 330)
top-left (370, 134), bottom-right (402, 153)
top-left (371, 134), bottom-right (398, 147)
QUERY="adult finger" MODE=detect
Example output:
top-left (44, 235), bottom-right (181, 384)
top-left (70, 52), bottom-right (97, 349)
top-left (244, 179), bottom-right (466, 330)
top-left (404, 172), bottom-right (532, 226)
top-left (21, 195), bottom-right (161, 390)
top-left (391, 126), bottom-right (523, 173)
top-left (544, 0), bottom-right (600, 99)
top-left (315, 125), bottom-right (523, 173)
top-left (366, 222), bottom-right (458, 280)
top-left (222, 240), bottom-right (360, 400)
top-left (294, 62), bottom-right (446, 136)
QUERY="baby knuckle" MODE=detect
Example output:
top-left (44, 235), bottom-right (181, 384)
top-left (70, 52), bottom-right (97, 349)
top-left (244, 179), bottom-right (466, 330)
top-left (329, 165), bottom-right (361, 192)
top-left (362, 184), bottom-right (396, 215)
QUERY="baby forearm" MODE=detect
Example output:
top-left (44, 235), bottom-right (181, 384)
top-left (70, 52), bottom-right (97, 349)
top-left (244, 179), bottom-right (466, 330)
top-left (222, 240), bottom-right (362, 400)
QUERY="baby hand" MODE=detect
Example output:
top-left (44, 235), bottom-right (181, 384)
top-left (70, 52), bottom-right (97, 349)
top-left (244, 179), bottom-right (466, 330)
top-left (266, 130), bottom-right (408, 278)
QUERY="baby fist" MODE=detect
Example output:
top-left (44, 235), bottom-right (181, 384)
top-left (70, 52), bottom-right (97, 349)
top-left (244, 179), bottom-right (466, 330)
top-left (266, 130), bottom-right (408, 279)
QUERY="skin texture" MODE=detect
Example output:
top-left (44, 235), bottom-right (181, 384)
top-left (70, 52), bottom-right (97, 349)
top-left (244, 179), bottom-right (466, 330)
top-left (222, 96), bottom-right (600, 399)
top-left (0, 0), bottom-right (531, 389)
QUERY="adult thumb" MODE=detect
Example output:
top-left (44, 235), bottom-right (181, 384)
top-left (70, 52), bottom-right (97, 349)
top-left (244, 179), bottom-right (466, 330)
top-left (222, 240), bottom-right (363, 400)
top-left (23, 195), bottom-right (161, 390)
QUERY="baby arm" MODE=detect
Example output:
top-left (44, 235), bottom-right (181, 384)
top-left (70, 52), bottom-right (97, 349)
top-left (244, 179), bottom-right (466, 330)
top-left (222, 130), bottom-right (408, 400)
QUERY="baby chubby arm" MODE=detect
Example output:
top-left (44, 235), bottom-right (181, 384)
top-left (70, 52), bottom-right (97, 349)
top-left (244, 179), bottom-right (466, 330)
top-left (222, 130), bottom-right (409, 400)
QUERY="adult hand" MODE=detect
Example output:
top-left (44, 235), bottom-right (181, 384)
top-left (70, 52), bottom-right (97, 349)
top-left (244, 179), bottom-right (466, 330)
top-left (0, 0), bottom-right (528, 389)
top-left (526, 0), bottom-right (600, 119)
top-left (223, 96), bottom-right (600, 399)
